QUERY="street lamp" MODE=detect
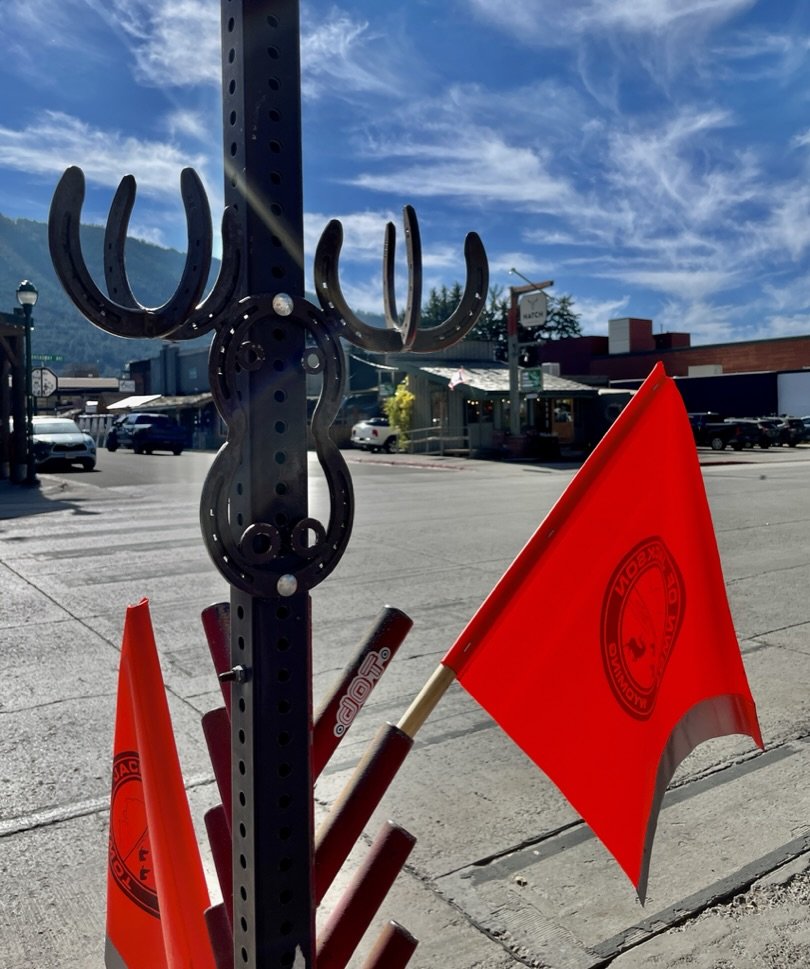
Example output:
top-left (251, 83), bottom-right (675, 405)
top-left (16, 279), bottom-right (38, 485)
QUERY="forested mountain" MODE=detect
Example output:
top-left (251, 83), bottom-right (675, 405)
top-left (0, 214), bottom-right (211, 376)
top-left (0, 214), bottom-right (387, 377)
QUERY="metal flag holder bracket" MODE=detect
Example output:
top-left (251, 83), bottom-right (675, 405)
top-left (48, 1), bottom-right (488, 966)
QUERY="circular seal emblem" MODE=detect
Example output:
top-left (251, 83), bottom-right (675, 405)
top-left (601, 536), bottom-right (685, 720)
top-left (108, 750), bottom-right (159, 918)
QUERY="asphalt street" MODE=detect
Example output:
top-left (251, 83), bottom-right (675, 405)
top-left (3, 445), bottom-right (810, 968)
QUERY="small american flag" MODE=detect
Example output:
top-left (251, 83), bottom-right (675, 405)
top-left (449, 367), bottom-right (468, 390)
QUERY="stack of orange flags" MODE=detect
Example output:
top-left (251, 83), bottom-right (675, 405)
top-left (105, 598), bottom-right (215, 969)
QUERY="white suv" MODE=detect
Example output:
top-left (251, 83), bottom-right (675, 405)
top-left (350, 417), bottom-right (397, 453)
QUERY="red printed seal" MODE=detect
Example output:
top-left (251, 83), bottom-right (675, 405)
top-left (108, 750), bottom-right (159, 918)
top-left (601, 537), bottom-right (685, 719)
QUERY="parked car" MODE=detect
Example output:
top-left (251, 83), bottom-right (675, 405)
top-left (31, 416), bottom-right (96, 471)
top-left (688, 413), bottom-right (753, 451)
top-left (773, 417), bottom-right (806, 446)
top-left (106, 412), bottom-right (187, 455)
top-left (350, 416), bottom-right (397, 453)
top-left (726, 418), bottom-right (774, 449)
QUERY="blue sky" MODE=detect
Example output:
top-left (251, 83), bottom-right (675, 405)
top-left (3, 0), bottom-right (810, 343)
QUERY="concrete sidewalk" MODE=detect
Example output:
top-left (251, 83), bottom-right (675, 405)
top-left (3, 457), bottom-right (810, 969)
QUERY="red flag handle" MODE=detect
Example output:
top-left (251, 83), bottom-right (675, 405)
top-left (204, 903), bottom-right (233, 969)
top-left (314, 723), bottom-right (413, 903)
top-left (204, 805), bottom-right (233, 928)
top-left (201, 602), bottom-right (231, 714)
top-left (316, 821), bottom-right (416, 969)
top-left (313, 606), bottom-right (412, 779)
top-left (314, 663), bottom-right (456, 902)
top-left (202, 707), bottom-right (232, 830)
top-left (361, 921), bottom-right (418, 969)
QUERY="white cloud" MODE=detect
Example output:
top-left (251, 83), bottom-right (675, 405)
top-left (0, 112), bottom-right (208, 196)
top-left (572, 294), bottom-right (632, 334)
top-left (351, 129), bottom-right (575, 211)
top-left (464, 0), bottom-right (757, 43)
top-left (300, 11), bottom-right (405, 100)
top-left (606, 268), bottom-right (738, 301)
top-left (81, 0), bottom-right (220, 88)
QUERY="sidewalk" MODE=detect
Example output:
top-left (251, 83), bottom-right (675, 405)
top-left (3, 459), bottom-right (810, 968)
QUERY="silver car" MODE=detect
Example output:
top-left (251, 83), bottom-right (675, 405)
top-left (31, 416), bottom-right (96, 471)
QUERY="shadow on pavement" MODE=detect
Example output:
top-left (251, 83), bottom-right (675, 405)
top-left (0, 478), bottom-right (101, 520)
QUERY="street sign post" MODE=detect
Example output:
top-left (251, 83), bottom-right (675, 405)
top-left (31, 367), bottom-right (57, 398)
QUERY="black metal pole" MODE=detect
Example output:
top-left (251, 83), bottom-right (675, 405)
top-left (221, 3), bottom-right (313, 966)
top-left (22, 304), bottom-right (36, 486)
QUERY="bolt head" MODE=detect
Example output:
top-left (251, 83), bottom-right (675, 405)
top-left (277, 574), bottom-right (298, 597)
top-left (273, 293), bottom-right (294, 317)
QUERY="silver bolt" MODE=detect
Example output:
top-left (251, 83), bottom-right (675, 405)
top-left (277, 574), bottom-right (298, 597)
top-left (272, 293), bottom-right (294, 317)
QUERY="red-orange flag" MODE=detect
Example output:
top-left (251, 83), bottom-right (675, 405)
top-left (442, 362), bottom-right (763, 900)
top-left (105, 598), bottom-right (216, 969)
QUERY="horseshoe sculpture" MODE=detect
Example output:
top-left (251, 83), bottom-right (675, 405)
top-left (49, 163), bottom-right (488, 598)
top-left (200, 294), bottom-right (353, 596)
top-left (314, 205), bottom-right (489, 354)
top-left (48, 166), bottom-right (241, 341)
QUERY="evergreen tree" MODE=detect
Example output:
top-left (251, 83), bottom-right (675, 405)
top-left (421, 281), bottom-right (582, 348)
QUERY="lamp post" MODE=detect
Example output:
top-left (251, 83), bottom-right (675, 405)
top-left (16, 280), bottom-right (38, 485)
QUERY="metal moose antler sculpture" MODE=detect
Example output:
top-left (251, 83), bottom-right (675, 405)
top-left (48, 1), bottom-right (488, 966)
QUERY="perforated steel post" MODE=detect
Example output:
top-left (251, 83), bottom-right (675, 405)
top-left (49, 2), bottom-right (489, 962)
top-left (221, 3), bottom-right (312, 966)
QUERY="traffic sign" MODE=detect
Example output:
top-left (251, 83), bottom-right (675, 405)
top-left (519, 290), bottom-right (548, 328)
top-left (32, 367), bottom-right (58, 398)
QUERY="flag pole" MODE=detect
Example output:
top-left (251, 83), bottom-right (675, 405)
top-left (397, 664), bottom-right (457, 738)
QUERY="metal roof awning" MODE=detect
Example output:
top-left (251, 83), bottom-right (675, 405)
top-left (402, 362), bottom-right (598, 399)
top-left (107, 394), bottom-right (162, 410)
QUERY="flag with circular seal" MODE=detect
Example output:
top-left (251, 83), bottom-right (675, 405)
top-left (441, 362), bottom-right (763, 901)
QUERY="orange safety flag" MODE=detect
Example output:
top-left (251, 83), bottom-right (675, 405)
top-left (442, 362), bottom-right (763, 900)
top-left (105, 598), bottom-right (216, 969)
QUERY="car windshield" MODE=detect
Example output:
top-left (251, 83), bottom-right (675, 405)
top-left (33, 420), bottom-right (81, 435)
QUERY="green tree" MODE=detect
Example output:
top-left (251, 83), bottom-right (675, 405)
top-left (383, 378), bottom-right (415, 450)
top-left (544, 294), bottom-right (582, 340)
top-left (421, 283), bottom-right (582, 347)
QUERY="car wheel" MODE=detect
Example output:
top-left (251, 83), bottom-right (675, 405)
top-left (370, 446), bottom-right (380, 453)
top-left (133, 444), bottom-right (144, 455)
top-left (80, 459), bottom-right (95, 471)
top-left (173, 448), bottom-right (183, 455)
top-left (382, 437), bottom-right (395, 453)
top-left (759, 442), bottom-right (770, 449)
top-left (710, 436), bottom-right (726, 451)
top-left (107, 442), bottom-right (118, 452)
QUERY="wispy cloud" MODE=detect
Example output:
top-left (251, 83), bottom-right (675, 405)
top-left (464, 0), bottom-right (757, 43)
top-left (0, 111), bottom-right (209, 195)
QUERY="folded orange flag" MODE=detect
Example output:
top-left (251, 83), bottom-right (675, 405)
top-left (442, 362), bottom-right (763, 900)
top-left (105, 598), bottom-right (215, 968)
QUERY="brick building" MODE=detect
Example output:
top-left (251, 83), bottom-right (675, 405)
top-left (539, 317), bottom-right (810, 382)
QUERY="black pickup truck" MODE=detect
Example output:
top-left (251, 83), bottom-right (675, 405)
top-left (687, 413), bottom-right (756, 451)
top-left (106, 412), bottom-right (187, 455)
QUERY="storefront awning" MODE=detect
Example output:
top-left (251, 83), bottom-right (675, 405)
top-left (107, 394), bottom-right (162, 410)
